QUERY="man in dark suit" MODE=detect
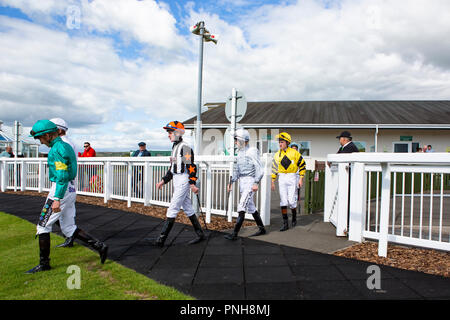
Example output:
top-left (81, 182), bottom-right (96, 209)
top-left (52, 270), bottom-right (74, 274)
top-left (336, 131), bottom-right (359, 153)
top-left (132, 142), bottom-right (151, 157)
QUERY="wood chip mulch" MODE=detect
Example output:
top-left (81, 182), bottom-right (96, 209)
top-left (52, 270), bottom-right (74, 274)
top-left (334, 241), bottom-right (450, 278)
top-left (5, 191), bottom-right (450, 278)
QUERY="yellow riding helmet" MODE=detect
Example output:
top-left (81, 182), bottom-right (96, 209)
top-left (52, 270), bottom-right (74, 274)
top-left (276, 132), bottom-right (291, 144)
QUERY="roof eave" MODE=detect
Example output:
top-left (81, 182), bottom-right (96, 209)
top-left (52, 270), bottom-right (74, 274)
top-left (184, 123), bottom-right (450, 130)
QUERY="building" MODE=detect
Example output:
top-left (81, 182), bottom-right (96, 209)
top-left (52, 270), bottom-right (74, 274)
top-left (0, 120), bottom-right (40, 157)
top-left (184, 100), bottom-right (450, 170)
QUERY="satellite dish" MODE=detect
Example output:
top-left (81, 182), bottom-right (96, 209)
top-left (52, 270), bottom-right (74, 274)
top-left (225, 91), bottom-right (247, 123)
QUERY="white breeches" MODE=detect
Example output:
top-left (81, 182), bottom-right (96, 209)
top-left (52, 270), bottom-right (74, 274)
top-left (237, 176), bottom-right (257, 214)
top-left (166, 173), bottom-right (195, 218)
top-left (36, 181), bottom-right (77, 236)
top-left (278, 173), bottom-right (298, 209)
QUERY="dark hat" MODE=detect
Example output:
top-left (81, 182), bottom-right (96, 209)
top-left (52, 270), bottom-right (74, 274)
top-left (138, 142), bottom-right (146, 146)
top-left (336, 131), bottom-right (352, 139)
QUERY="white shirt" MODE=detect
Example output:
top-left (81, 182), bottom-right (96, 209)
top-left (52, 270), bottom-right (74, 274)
top-left (342, 141), bottom-right (352, 149)
top-left (61, 135), bottom-right (77, 157)
top-left (232, 146), bottom-right (263, 184)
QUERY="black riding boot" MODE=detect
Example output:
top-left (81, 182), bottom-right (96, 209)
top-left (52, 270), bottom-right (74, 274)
top-left (249, 211), bottom-right (266, 237)
top-left (53, 220), bottom-right (73, 247)
top-left (279, 206), bottom-right (289, 231)
top-left (55, 234), bottom-right (76, 248)
top-left (150, 218), bottom-right (175, 247)
top-left (291, 208), bottom-right (297, 227)
top-left (188, 214), bottom-right (206, 245)
top-left (26, 233), bottom-right (51, 274)
top-left (280, 214), bottom-right (289, 231)
top-left (74, 228), bottom-right (108, 264)
top-left (224, 211), bottom-right (245, 240)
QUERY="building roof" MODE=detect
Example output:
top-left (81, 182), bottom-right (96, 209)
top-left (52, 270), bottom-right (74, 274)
top-left (184, 100), bottom-right (450, 129)
top-left (0, 129), bottom-right (39, 145)
top-left (0, 132), bottom-right (13, 142)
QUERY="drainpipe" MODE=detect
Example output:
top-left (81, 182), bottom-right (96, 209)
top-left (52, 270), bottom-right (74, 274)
top-left (374, 124), bottom-right (379, 152)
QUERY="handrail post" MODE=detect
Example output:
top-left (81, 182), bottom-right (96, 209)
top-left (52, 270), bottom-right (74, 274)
top-left (127, 161), bottom-right (132, 207)
top-left (324, 162), bottom-right (332, 222)
top-left (0, 160), bottom-right (6, 192)
top-left (348, 162), bottom-right (367, 242)
top-left (336, 162), bottom-right (349, 236)
top-left (227, 160), bottom-right (234, 222)
top-left (103, 161), bottom-right (110, 203)
top-left (144, 160), bottom-right (152, 206)
top-left (260, 153), bottom-right (272, 226)
top-left (38, 160), bottom-right (44, 193)
top-left (20, 161), bottom-right (27, 191)
top-left (13, 161), bottom-right (17, 192)
top-left (205, 163), bottom-right (212, 223)
top-left (378, 163), bottom-right (391, 257)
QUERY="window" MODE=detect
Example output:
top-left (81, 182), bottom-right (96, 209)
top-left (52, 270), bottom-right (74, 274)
top-left (353, 141), bottom-right (366, 152)
top-left (393, 141), bottom-right (420, 153)
top-left (394, 143), bottom-right (409, 153)
top-left (293, 141), bottom-right (310, 157)
top-left (269, 140), bottom-right (279, 153)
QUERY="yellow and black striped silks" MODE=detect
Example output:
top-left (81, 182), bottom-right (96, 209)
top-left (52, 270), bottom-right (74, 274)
top-left (271, 147), bottom-right (306, 181)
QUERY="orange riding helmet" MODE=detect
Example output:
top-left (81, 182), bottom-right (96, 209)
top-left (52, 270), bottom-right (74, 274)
top-left (163, 121), bottom-right (185, 134)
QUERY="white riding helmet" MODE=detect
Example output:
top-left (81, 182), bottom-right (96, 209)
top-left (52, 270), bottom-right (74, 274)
top-left (50, 118), bottom-right (68, 132)
top-left (234, 128), bottom-right (250, 142)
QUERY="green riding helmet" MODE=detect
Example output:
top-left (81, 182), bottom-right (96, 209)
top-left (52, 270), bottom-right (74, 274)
top-left (30, 120), bottom-right (58, 138)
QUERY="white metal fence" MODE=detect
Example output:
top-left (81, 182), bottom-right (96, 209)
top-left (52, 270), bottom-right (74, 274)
top-left (325, 153), bottom-right (450, 257)
top-left (0, 155), bottom-right (273, 226)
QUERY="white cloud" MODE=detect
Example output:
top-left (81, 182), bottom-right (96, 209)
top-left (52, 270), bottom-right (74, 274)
top-left (0, 15), bottom-right (198, 123)
top-left (188, 0), bottom-right (450, 102)
top-left (0, 0), bottom-right (185, 49)
top-left (81, 0), bottom-right (186, 49)
top-left (0, 0), bottom-right (67, 22)
top-left (0, 17), bottom-right (121, 125)
top-left (0, 14), bottom-right (200, 152)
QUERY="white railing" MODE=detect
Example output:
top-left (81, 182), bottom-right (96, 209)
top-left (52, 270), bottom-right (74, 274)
top-left (325, 153), bottom-right (450, 257)
top-left (0, 155), bottom-right (273, 226)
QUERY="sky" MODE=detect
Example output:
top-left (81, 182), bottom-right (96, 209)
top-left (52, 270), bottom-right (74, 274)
top-left (0, 0), bottom-right (450, 153)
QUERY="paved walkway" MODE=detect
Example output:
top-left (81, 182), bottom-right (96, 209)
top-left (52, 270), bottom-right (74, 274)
top-left (1, 193), bottom-right (450, 300)
top-left (237, 212), bottom-right (356, 254)
top-left (243, 184), bottom-right (355, 254)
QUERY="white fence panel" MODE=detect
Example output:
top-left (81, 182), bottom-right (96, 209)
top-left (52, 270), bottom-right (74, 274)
top-left (0, 155), bottom-right (273, 226)
top-left (326, 153), bottom-right (450, 257)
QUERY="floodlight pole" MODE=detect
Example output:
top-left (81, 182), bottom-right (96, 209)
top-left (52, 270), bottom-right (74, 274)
top-left (14, 121), bottom-right (19, 158)
top-left (230, 88), bottom-right (237, 156)
top-left (195, 21), bottom-right (205, 157)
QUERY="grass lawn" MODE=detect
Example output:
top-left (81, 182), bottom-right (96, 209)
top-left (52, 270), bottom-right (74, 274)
top-left (0, 211), bottom-right (193, 300)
